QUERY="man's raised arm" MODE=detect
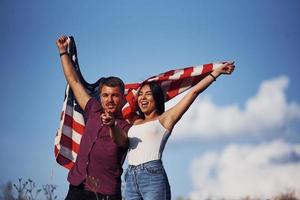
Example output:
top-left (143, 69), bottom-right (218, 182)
top-left (56, 35), bottom-right (91, 110)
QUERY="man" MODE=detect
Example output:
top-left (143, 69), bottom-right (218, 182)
top-left (56, 35), bottom-right (130, 200)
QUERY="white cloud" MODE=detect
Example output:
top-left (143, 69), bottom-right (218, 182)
top-left (166, 76), bottom-right (300, 140)
top-left (189, 140), bottom-right (300, 199)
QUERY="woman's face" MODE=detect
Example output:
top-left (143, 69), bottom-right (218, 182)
top-left (137, 84), bottom-right (157, 115)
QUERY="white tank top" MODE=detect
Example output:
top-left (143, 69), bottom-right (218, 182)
top-left (127, 119), bottom-right (171, 166)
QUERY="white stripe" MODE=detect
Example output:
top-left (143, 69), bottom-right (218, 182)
top-left (54, 131), bottom-right (62, 146)
top-left (122, 89), bottom-right (139, 113)
top-left (122, 102), bottom-right (130, 112)
top-left (62, 125), bottom-right (82, 145)
top-left (169, 69), bottom-right (184, 80)
top-left (65, 105), bottom-right (85, 126)
top-left (60, 145), bottom-right (78, 161)
top-left (55, 86), bottom-right (70, 148)
top-left (191, 65), bottom-right (204, 76)
top-left (125, 88), bottom-right (129, 95)
top-left (147, 76), bottom-right (160, 82)
top-left (131, 89), bottom-right (138, 95)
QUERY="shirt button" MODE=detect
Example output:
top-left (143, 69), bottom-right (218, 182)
top-left (86, 162), bottom-right (89, 165)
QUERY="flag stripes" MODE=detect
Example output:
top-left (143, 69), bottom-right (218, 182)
top-left (54, 36), bottom-right (224, 169)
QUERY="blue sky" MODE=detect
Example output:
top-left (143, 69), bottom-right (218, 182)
top-left (1, 0), bottom-right (300, 199)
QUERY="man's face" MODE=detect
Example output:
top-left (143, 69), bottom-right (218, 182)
top-left (100, 85), bottom-right (123, 114)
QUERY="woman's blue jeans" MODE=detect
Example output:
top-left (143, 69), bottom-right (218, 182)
top-left (124, 160), bottom-right (171, 200)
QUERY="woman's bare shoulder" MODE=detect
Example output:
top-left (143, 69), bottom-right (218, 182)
top-left (133, 118), bottom-right (144, 125)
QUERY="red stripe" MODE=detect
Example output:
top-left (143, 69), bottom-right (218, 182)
top-left (163, 69), bottom-right (176, 77)
top-left (156, 69), bottom-right (176, 82)
top-left (56, 154), bottom-right (74, 169)
top-left (122, 103), bottom-right (135, 119)
top-left (125, 89), bottom-right (138, 103)
top-left (202, 63), bottom-right (213, 74)
top-left (125, 83), bottom-right (140, 90)
top-left (165, 67), bottom-right (195, 99)
top-left (124, 89), bottom-right (138, 117)
top-left (55, 145), bottom-right (74, 169)
top-left (64, 114), bottom-right (85, 135)
top-left (190, 64), bottom-right (213, 85)
top-left (180, 66), bottom-right (194, 79)
top-left (166, 80), bottom-right (182, 99)
top-left (54, 145), bottom-right (59, 157)
top-left (60, 134), bottom-right (80, 154)
top-left (55, 62), bottom-right (222, 169)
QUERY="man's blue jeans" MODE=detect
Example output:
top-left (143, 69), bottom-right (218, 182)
top-left (124, 160), bottom-right (171, 200)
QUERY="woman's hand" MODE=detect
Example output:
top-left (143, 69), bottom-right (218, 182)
top-left (216, 61), bottom-right (235, 75)
top-left (56, 35), bottom-right (69, 53)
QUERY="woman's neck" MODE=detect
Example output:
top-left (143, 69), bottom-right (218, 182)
top-left (144, 111), bottom-right (159, 121)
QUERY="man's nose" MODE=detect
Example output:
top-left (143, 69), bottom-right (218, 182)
top-left (108, 95), bottom-right (113, 102)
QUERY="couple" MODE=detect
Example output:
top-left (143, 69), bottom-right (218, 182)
top-left (56, 35), bottom-right (235, 200)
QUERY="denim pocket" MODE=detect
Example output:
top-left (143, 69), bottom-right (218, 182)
top-left (145, 165), bottom-right (164, 175)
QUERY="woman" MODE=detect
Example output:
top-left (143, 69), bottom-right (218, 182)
top-left (103, 62), bottom-right (235, 200)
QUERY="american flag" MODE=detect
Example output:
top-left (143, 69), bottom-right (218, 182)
top-left (54, 36), bottom-right (225, 169)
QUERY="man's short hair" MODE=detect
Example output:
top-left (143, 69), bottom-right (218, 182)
top-left (98, 76), bottom-right (125, 94)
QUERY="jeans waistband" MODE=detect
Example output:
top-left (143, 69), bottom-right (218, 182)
top-left (128, 159), bottom-right (162, 170)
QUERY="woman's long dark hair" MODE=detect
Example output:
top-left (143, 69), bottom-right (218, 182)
top-left (137, 82), bottom-right (165, 119)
